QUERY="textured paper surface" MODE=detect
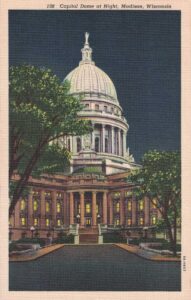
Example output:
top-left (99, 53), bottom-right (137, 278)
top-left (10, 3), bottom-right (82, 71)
top-left (0, 0), bottom-right (191, 299)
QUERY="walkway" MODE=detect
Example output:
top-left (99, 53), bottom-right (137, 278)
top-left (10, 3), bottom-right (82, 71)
top-left (9, 245), bottom-right (181, 291)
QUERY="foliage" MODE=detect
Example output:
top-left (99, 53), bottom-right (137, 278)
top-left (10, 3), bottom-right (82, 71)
top-left (9, 65), bottom-right (91, 216)
top-left (130, 150), bottom-right (181, 256)
top-left (73, 166), bottom-right (103, 174)
top-left (54, 234), bottom-right (74, 244)
top-left (103, 232), bottom-right (126, 243)
top-left (9, 238), bottom-right (46, 251)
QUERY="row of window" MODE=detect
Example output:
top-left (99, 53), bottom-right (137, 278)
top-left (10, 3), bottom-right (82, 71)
top-left (21, 199), bottom-right (62, 213)
top-left (32, 191), bottom-right (62, 198)
top-left (20, 215), bottom-right (157, 227)
top-left (20, 199), bottom-right (157, 213)
top-left (20, 217), bottom-right (62, 227)
top-left (114, 199), bottom-right (157, 212)
top-left (114, 215), bottom-right (157, 226)
top-left (84, 103), bottom-right (121, 116)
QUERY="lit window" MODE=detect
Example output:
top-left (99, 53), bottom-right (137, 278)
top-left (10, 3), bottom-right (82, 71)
top-left (21, 217), bottom-right (26, 226)
top-left (127, 201), bottom-right (132, 211)
top-left (139, 200), bottom-right (144, 211)
top-left (57, 202), bottom-right (61, 213)
top-left (46, 218), bottom-right (50, 227)
top-left (57, 219), bottom-right (61, 226)
top-left (139, 217), bottom-right (144, 225)
top-left (46, 202), bottom-right (50, 212)
top-left (152, 199), bottom-right (157, 208)
top-left (20, 199), bottom-right (26, 211)
top-left (116, 202), bottom-right (120, 213)
top-left (45, 191), bottom-right (51, 197)
top-left (57, 192), bottom-right (62, 198)
top-left (125, 191), bottom-right (132, 197)
top-left (86, 203), bottom-right (91, 213)
top-left (34, 218), bottom-right (38, 226)
top-left (96, 204), bottom-right (98, 214)
top-left (33, 200), bottom-right (38, 211)
top-left (32, 191), bottom-right (39, 196)
top-left (127, 218), bottom-right (131, 226)
top-left (151, 216), bottom-right (157, 225)
top-left (114, 192), bottom-right (120, 199)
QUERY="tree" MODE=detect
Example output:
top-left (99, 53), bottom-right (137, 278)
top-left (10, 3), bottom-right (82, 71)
top-left (9, 65), bottom-right (91, 217)
top-left (131, 150), bottom-right (181, 256)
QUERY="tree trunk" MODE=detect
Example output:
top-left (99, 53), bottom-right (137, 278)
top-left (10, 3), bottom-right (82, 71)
top-left (9, 137), bottom-right (49, 217)
top-left (165, 214), bottom-right (177, 256)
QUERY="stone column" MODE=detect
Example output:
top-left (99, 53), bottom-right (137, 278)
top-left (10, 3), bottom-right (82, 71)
top-left (120, 192), bottom-right (124, 225)
top-left (40, 190), bottom-right (46, 229)
top-left (144, 196), bottom-right (150, 226)
top-left (102, 124), bottom-right (105, 152)
top-left (118, 128), bottom-right (121, 156)
top-left (92, 122), bottom-right (95, 151)
top-left (80, 192), bottom-right (85, 227)
top-left (111, 126), bottom-right (115, 154)
top-left (69, 192), bottom-right (74, 225)
top-left (28, 189), bottom-right (33, 227)
top-left (92, 191), bottom-right (97, 227)
top-left (63, 192), bottom-right (68, 226)
top-left (52, 191), bottom-right (57, 227)
top-left (103, 192), bottom-right (107, 224)
top-left (132, 197), bottom-right (137, 226)
top-left (109, 195), bottom-right (113, 225)
top-left (123, 131), bottom-right (126, 157)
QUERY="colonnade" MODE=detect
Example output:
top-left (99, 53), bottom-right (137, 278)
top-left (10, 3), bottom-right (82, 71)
top-left (66, 124), bottom-right (127, 156)
top-left (13, 190), bottom-right (152, 230)
top-left (68, 191), bottom-right (108, 226)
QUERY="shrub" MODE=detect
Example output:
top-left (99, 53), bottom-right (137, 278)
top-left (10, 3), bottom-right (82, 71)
top-left (11, 238), bottom-right (46, 247)
top-left (128, 237), bottom-right (167, 246)
top-left (103, 232), bottom-right (126, 243)
top-left (54, 234), bottom-right (74, 244)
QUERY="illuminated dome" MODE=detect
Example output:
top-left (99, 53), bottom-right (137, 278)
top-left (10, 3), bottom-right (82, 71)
top-left (64, 33), bottom-right (118, 103)
top-left (61, 32), bottom-right (135, 173)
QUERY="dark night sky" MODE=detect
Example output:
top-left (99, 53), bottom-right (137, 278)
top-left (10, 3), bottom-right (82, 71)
top-left (9, 10), bottom-right (180, 162)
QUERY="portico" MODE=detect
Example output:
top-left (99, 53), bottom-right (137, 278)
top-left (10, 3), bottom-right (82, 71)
top-left (68, 190), bottom-right (108, 227)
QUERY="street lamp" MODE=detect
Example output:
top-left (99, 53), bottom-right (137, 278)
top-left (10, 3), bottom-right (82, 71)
top-left (30, 226), bottom-right (35, 238)
top-left (76, 214), bottom-right (80, 224)
top-left (97, 214), bottom-right (101, 224)
top-left (143, 227), bottom-right (149, 239)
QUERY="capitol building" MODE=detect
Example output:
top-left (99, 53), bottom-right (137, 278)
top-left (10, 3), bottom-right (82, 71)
top-left (10, 33), bottom-right (160, 241)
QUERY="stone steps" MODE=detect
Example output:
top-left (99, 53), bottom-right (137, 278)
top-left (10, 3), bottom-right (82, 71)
top-left (79, 233), bottom-right (98, 244)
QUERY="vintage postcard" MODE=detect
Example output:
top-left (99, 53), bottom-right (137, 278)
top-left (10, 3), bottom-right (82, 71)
top-left (0, 0), bottom-right (191, 299)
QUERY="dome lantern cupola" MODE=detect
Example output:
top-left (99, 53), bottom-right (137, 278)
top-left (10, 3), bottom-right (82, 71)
top-left (80, 32), bottom-right (94, 65)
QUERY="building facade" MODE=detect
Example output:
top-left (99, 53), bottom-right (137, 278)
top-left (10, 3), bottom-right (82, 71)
top-left (10, 33), bottom-right (160, 240)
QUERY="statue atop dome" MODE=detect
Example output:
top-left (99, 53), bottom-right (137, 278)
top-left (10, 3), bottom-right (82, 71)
top-left (81, 32), bottom-right (93, 64)
top-left (85, 32), bottom-right (89, 45)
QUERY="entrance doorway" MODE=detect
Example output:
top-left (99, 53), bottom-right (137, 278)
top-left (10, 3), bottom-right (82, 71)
top-left (86, 217), bottom-right (92, 227)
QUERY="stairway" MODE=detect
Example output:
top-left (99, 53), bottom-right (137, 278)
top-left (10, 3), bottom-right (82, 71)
top-left (79, 227), bottom-right (99, 244)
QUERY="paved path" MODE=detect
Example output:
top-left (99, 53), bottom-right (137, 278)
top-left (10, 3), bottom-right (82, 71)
top-left (9, 245), bottom-right (181, 291)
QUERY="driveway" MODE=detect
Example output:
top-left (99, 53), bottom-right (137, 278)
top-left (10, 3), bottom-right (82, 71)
top-left (9, 245), bottom-right (181, 291)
